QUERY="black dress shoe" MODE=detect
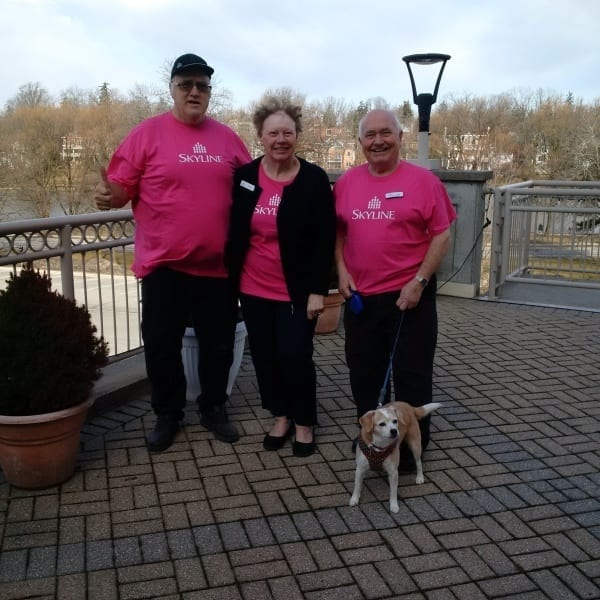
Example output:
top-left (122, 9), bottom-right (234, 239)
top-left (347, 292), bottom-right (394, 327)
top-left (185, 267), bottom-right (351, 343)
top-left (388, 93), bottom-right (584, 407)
top-left (293, 438), bottom-right (316, 457)
top-left (200, 404), bottom-right (239, 443)
top-left (147, 415), bottom-right (181, 452)
top-left (263, 423), bottom-right (294, 451)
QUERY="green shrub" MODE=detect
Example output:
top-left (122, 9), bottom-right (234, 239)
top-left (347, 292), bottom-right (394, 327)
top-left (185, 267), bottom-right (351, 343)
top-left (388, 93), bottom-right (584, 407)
top-left (0, 267), bottom-right (109, 416)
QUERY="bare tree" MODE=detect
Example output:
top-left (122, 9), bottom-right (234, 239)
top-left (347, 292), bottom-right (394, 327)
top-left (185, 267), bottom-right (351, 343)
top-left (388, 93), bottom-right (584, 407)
top-left (1, 76), bottom-right (598, 223)
top-left (577, 101), bottom-right (600, 180)
top-left (60, 86), bottom-right (97, 108)
top-left (3, 106), bottom-right (65, 217)
top-left (4, 82), bottom-right (53, 112)
top-left (316, 96), bottom-right (350, 128)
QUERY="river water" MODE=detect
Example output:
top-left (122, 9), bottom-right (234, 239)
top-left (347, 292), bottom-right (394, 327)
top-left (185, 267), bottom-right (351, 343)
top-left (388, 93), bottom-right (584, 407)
top-left (1, 192), bottom-right (96, 223)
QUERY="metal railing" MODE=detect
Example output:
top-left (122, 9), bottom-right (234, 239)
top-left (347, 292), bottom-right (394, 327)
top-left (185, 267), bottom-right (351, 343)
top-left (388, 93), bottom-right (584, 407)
top-left (1, 172), bottom-right (493, 399)
top-left (4, 177), bottom-right (596, 368)
top-left (488, 180), bottom-right (600, 309)
top-left (0, 210), bottom-right (141, 357)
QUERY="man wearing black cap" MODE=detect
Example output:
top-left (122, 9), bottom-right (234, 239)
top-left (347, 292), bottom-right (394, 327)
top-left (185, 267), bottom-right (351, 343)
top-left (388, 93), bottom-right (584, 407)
top-left (95, 54), bottom-right (251, 451)
top-left (169, 53), bottom-right (215, 125)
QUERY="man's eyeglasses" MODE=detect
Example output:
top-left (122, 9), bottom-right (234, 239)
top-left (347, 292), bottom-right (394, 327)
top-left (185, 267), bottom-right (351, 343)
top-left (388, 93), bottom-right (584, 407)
top-left (173, 81), bottom-right (212, 93)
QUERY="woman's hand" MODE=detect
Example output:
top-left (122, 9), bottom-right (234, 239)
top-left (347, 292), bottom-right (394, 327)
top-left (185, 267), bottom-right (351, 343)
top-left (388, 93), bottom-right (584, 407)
top-left (307, 293), bottom-right (324, 320)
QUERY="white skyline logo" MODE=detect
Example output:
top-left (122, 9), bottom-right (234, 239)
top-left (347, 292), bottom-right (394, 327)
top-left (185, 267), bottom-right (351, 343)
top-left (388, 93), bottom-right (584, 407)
top-left (179, 143), bottom-right (222, 164)
top-left (351, 194), bottom-right (396, 221)
top-left (368, 196), bottom-right (381, 210)
top-left (269, 194), bottom-right (281, 207)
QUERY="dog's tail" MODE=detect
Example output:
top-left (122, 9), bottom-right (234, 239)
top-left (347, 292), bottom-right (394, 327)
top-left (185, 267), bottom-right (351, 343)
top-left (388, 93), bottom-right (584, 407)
top-left (414, 402), bottom-right (442, 420)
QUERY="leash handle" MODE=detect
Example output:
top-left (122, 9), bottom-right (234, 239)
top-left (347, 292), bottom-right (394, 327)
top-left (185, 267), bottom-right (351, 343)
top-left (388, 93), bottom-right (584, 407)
top-left (376, 311), bottom-right (405, 408)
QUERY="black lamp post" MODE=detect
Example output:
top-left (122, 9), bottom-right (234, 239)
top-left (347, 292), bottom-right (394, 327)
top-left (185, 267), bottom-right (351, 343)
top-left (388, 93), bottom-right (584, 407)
top-left (402, 52), bottom-right (451, 168)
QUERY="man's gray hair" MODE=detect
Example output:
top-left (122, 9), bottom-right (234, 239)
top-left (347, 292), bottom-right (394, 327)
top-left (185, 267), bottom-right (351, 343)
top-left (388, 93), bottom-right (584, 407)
top-left (358, 110), bottom-right (402, 138)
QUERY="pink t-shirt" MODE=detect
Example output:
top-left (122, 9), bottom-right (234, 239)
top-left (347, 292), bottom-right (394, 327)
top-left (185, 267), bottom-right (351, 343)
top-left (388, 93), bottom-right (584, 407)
top-left (240, 165), bottom-right (291, 301)
top-left (335, 161), bottom-right (456, 294)
top-left (107, 112), bottom-right (251, 278)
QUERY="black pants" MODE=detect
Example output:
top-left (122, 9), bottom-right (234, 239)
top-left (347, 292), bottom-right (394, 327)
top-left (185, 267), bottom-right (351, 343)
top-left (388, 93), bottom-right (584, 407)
top-left (141, 268), bottom-right (236, 421)
top-left (240, 294), bottom-right (318, 426)
top-left (344, 278), bottom-right (438, 450)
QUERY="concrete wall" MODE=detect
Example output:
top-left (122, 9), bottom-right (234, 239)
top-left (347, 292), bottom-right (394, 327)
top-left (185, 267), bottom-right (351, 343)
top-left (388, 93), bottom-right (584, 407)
top-left (435, 170), bottom-right (493, 298)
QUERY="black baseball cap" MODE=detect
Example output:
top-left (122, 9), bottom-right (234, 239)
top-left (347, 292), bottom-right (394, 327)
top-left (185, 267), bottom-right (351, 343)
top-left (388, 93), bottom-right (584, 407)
top-left (171, 54), bottom-right (214, 78)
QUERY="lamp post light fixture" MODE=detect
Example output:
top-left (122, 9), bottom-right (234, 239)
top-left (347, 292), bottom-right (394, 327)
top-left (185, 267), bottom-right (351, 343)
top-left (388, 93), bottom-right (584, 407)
top-left (402, 52), bottom-right (451, 169)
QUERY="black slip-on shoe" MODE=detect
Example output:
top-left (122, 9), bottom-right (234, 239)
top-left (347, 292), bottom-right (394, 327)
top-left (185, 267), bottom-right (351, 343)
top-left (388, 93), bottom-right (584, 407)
top-left (292, 439), bottom-right (316, 457)
top-left (263, 423), bottom-right (294, 451)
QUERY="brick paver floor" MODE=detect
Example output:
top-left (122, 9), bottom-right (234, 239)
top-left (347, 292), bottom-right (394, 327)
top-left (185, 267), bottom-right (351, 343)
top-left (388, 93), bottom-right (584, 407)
top-left (1, 296), bottom-right (599, 599)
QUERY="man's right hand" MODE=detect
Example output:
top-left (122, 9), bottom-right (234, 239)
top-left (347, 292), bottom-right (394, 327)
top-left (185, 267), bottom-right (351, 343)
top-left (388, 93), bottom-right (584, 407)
top-left (337, 269), bottom-right (356, 300)
top-left (95, 167), bottom-right (112, 211)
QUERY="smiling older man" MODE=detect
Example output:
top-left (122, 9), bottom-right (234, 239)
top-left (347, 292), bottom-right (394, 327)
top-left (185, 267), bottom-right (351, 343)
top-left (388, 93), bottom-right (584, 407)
top-left (95, 54), bottom-right (251, 452)
top-left (334, 108), bottom-right (456, 472)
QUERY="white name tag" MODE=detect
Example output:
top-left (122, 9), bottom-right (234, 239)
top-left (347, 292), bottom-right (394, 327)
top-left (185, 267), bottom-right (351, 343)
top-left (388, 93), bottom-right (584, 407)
top-left (240, 180), bottom-right (255, 191)
top-left (385, 191), bottom-right (404, 199)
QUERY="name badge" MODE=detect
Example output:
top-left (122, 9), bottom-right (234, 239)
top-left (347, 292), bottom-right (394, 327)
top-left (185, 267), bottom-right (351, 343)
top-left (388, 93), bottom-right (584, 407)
top-left (240, 180), bottom-right (255, 191)
top-left (385, 191), bottom-right (404, 199)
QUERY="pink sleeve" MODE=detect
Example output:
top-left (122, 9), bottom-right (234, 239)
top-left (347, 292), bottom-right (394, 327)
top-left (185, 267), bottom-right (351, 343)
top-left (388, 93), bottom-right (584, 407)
top-left (106, 127), bottom-right (147, 199)
top-left (428, 179), bottom-right (457, 236)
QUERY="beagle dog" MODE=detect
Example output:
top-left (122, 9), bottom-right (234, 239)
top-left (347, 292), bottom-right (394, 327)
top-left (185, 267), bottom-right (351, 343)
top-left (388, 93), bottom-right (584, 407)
top-left (349, 402), bottom-right (442, 513)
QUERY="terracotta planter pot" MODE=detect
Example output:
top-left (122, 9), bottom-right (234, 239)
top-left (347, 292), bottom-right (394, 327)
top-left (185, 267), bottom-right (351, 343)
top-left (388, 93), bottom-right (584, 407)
top-left (0, 396), bottom-right (94, 489)
top-left (315, 289), bottom-right (345, 334)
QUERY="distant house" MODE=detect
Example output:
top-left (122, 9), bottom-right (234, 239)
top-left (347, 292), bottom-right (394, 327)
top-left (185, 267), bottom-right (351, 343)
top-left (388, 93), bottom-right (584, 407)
top-left (326, 141), bottom-right (344, 171)
top-left (61, 136), bottom-right (83, 161)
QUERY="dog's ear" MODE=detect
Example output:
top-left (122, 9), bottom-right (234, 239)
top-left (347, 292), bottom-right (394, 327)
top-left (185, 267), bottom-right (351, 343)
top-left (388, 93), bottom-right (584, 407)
top-left (359, 411), bottom-right (375, 434)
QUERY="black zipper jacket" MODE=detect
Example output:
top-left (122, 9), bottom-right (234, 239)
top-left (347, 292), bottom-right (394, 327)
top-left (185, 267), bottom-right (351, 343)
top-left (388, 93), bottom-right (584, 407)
top-left (227, 156), bottom-right (336, 307)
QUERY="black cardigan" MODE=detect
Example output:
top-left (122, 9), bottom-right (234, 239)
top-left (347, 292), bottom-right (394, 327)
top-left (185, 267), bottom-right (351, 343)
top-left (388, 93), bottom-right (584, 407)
top-left (227, 156), bottom-right (336, 307)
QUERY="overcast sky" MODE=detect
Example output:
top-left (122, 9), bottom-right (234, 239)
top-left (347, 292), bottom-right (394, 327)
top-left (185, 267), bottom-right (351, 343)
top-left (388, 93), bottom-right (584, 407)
top-left (2, 0), bottom-right (599, 111)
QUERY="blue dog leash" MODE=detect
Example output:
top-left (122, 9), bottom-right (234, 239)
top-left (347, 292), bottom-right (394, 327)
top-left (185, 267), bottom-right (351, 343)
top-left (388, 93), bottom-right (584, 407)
top-left (350, 289), bottom-right (406, 409)
top-left (376, 310), bottom-right (406, 408)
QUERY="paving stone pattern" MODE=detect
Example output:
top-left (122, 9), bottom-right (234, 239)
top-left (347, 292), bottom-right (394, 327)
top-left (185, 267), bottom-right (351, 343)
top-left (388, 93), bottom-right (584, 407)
top-left (1, 297), bottom-right (599, 599)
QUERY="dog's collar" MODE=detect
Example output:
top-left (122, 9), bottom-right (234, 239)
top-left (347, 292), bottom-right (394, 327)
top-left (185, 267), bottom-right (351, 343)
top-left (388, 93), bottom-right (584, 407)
top-left (358, 438), bottom-right (399, 471)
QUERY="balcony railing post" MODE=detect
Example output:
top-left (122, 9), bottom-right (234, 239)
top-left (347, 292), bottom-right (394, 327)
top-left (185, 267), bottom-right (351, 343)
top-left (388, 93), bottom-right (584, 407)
top-left (500, 190), bottom-right (513, 284)
top-left (60, 223), bottom-right (75, 301)
top-left (488, 188), bottom-right (504, 299)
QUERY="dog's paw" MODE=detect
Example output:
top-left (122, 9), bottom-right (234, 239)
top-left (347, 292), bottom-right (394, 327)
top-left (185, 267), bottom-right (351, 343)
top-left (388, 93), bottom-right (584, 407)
top-left (415, 474), bottom-right (424, 484)
top-left (390, 501), bottom-right (399, 513)
top-left (349, 495), bottom-right (359, 507)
